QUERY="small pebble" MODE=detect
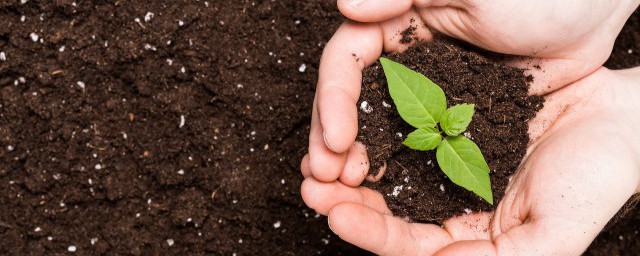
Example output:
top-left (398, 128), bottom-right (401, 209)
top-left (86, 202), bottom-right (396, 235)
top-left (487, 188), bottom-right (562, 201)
top-left (360, 101), bottom-right (373, 113)
top-left (29, 33), bottom-right (39, 42)
top-left (298, 64), bottom-right (307, 73)
top-left (144, 12), bottom-right (154, 22)
top-left (464, 208), bottom-right (472, 214)
top-left (0, 52), bottom-right (6, 61)
top-left (94, 164), bottom-right (102, 170)
top-left (179, 115), bottom-right (185, 128)
top-left (273, 221), bottom-right (281, 229)
top-left (166, 239), bottom-right (174, 246)
top-left (68, 245), bottom-right (76, 252)
top-left (391, 185), bottom-right (403, 197)
top-left (144, 44), bottom-right (156, 51)
top-left (77, 81), bottom-right (85, 89)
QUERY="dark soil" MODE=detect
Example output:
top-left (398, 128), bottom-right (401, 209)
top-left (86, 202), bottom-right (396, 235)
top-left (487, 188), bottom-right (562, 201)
top-left (358, 38), bottom-right (544, 222)
top-left (0, 1), bottom-right (637, 255)
top-left (605, 8), bottom-right (640, 69)
top-left (0, 1), bottom-right (363, 255)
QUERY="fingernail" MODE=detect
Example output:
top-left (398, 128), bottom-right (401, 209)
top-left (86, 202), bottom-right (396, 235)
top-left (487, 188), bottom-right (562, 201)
top-left (345, 0), bottom-right (366, 8)
top-left (323, 131), bottom-right (336, 152)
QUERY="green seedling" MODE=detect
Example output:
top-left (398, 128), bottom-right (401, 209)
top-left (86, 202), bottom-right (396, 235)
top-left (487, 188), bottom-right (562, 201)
top-left (379, 57), bottom-right (493, 204)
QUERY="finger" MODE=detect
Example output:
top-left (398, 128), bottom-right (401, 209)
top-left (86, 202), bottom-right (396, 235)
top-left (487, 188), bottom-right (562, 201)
top-left (506, 57), bottom-right (605, 96)
top-left (316, 21), bottom-right (383, 154)
top-left (442, 212), bottom-right (492, 241)
top-left (309, 98), bottom-right (348, 182)
top-left (300, 154), bottom-right (312, 178)
top-left (338, 0), bottom-right (466, 23)
top-left (300, 177), bottom-right (391, 215)
top-left (339, 142), bottom-right (370, 187)
top-left (329, 203), bottom-right (453, 255)
top-left (378, 9), bottom-right (434, 53)
top-left (366, 160), bottom-right (387, 182)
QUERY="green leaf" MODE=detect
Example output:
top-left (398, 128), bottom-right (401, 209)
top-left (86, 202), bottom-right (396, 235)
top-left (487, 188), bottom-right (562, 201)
top-left (380, 57), bottom-right (447, 129)
top-left (436, 136), bottom-right (493, 204)
top-left (441, 104), bottom-right (475, 136)
top-left (403, 127), bottom-right (443, 151)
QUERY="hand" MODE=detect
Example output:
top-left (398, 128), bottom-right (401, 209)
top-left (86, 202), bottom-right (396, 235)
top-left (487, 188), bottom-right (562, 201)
top-left (302, 67), bottom-right (640, 255)
top-left (338, 0), bottom-right (640, 93)
top-left (303, 0), bottom-right (640, 185)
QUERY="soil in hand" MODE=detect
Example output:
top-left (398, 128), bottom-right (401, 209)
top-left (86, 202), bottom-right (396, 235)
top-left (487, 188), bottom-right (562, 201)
top-left (358, 37), bottom-right (544, 222)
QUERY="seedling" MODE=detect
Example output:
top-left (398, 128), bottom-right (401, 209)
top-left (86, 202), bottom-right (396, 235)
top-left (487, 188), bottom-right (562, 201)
top-left (379, 57), bottom-right (493, 204)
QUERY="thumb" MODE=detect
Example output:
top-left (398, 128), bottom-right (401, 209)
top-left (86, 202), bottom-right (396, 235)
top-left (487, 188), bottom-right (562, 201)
top-left (337, 0), bottom-right (465, 23)
top-left (337, 0), bottom-right (412, 22)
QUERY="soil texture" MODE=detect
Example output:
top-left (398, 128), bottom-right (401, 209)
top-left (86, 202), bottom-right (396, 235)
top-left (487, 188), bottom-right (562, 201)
top-left (0, 1), bottom-right (637, 255)
top-left (0, 1), bottom-right (363, 255)
top-left (359, 38), bottom-right (544, 222)
top-left (605, 9), bottom-right (640, 70)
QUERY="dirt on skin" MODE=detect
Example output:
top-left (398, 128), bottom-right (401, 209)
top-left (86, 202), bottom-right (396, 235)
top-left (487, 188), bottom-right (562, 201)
top-left (359, 37), bottom-right (544, 222)
top-left (0, 1), bottom-right (637, 255)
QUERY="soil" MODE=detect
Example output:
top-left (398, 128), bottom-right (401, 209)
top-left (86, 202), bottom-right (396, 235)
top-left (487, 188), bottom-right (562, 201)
top-left (0, 1), bottom-right (637, 255)
top-left (358, 38), bottom-right (544, 222)
top-left (0, 1), bottom-right (362, 255)
top-left (605, 9), bottom-right (640, 70)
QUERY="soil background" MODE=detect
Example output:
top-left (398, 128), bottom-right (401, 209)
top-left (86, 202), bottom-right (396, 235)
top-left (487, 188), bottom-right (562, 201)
top-left (0, 1), bottom-right (637, 255)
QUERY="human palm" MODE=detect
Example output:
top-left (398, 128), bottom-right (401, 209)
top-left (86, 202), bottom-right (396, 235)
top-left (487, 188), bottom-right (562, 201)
top-left (301, 67), bottom-right (640, 255)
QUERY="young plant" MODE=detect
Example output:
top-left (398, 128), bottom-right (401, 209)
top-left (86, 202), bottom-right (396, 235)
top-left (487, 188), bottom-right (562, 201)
top-left (379, 57), bottom-right (493, 204)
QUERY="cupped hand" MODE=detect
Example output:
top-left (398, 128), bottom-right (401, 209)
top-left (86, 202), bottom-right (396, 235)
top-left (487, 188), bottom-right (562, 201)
top-left (304, 0), bottom-right (639, 185)
top-left (302, 67), bottom-right (640, 255)
top-left (338, 0), bottom-right (639, 93)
